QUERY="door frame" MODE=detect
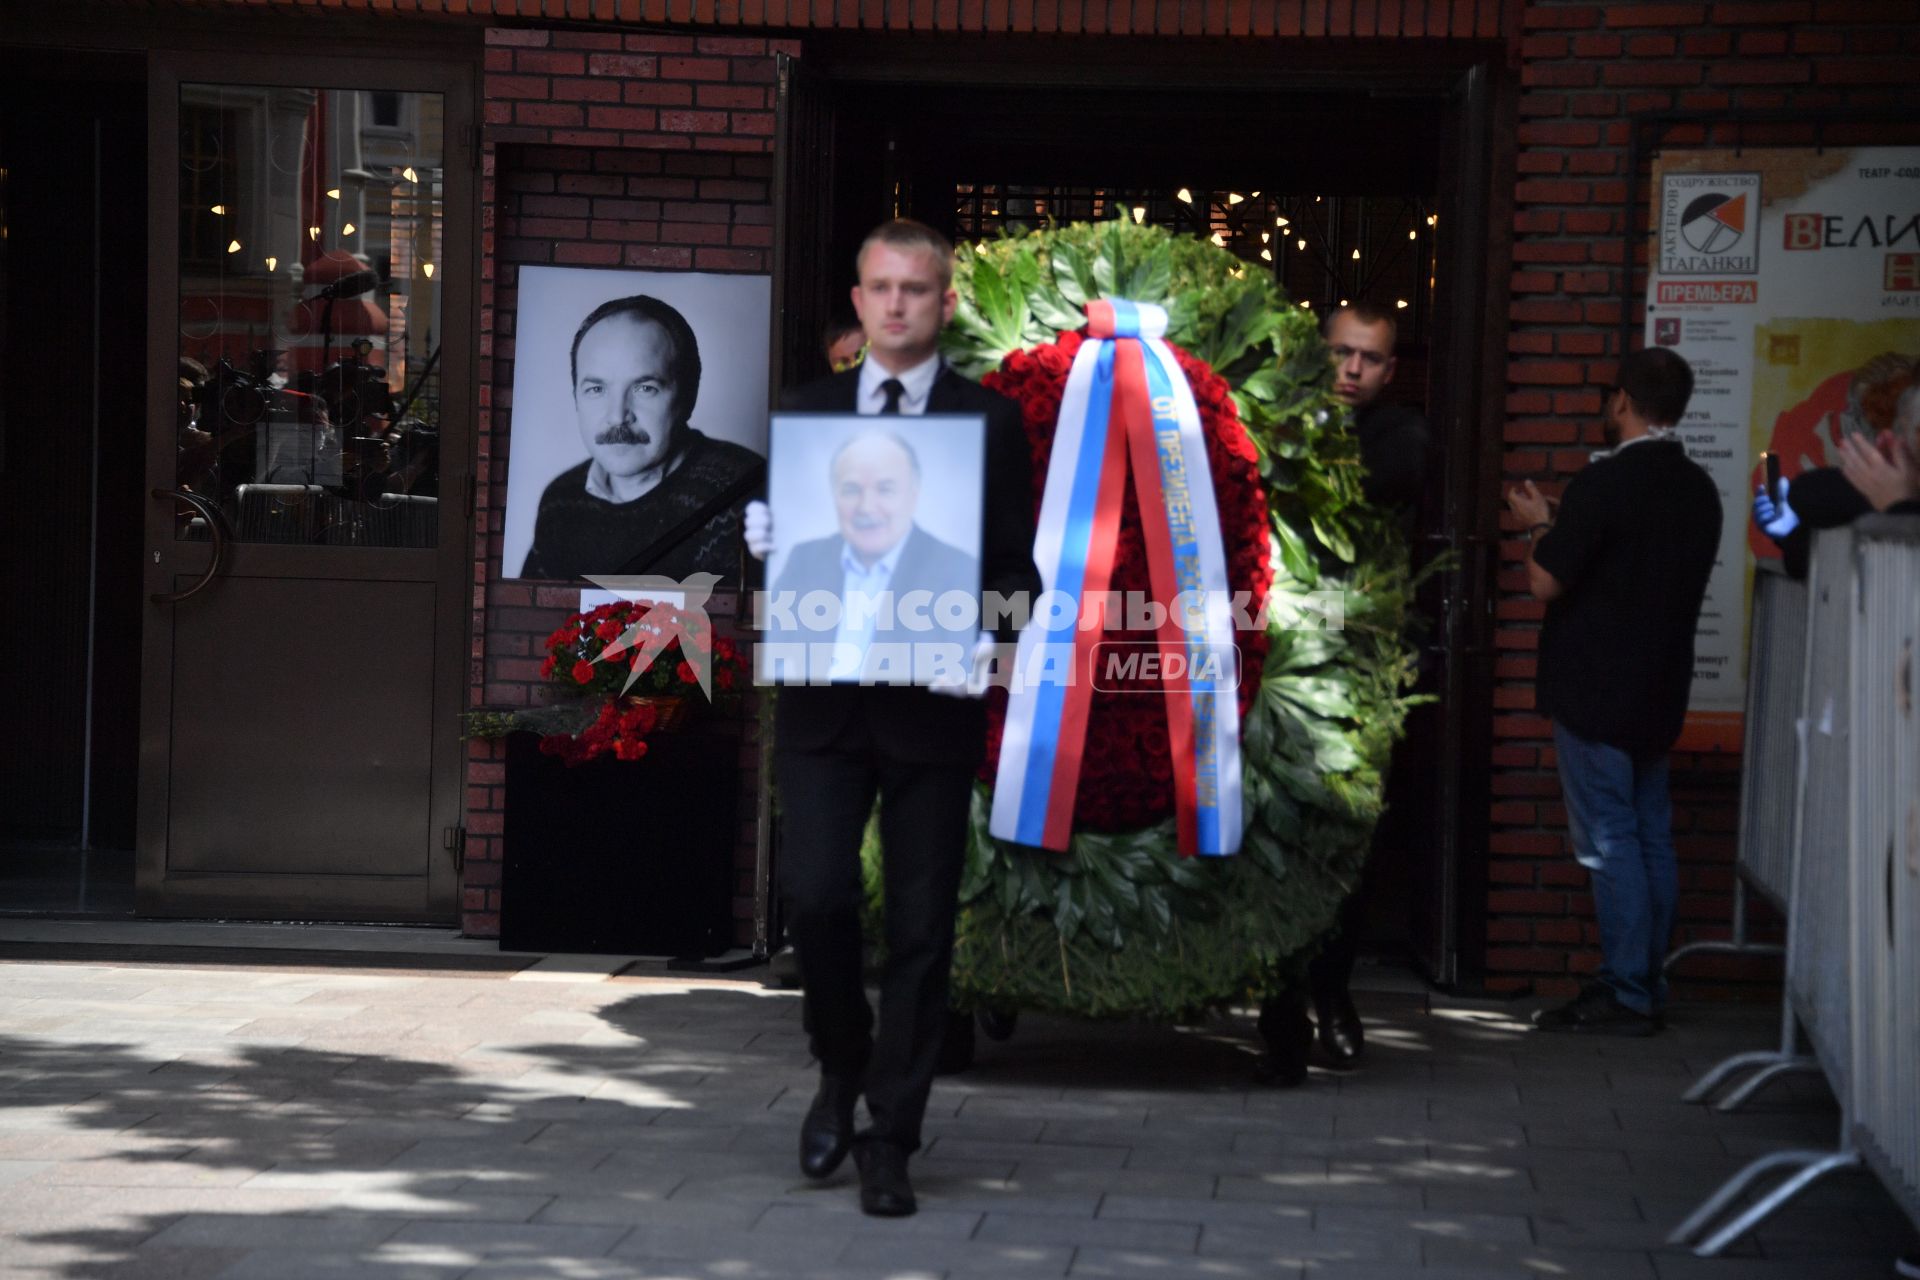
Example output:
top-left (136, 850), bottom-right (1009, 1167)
top-left (138, 46), bottom-right (479, 921)
top-left (771, 39), bottom-right (1513, 984)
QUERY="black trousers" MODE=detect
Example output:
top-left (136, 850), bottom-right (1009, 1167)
top-left (775, 746), bottom-right (973, 1153)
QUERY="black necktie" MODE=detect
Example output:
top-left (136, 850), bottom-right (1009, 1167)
top-left (879, 378), bottom-right (905, 415)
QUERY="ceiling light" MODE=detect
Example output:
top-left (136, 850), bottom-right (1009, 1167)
top-left (1396, 299), bottom-right (1409, 309)
top-left (1176, 188), bottom-right (1193, 204)
top-left (1210, 232), bottom-right (1226, 247)
top-left (1259, 249), bottom-right (1272, 261)
top-left (326, 188), bottom-right (340, 200)
top-left (1296, 239), bottom-right (1306, 250)
top-left (422, 262), bottom-right (435, 278)
top-left (226, 239), bottom-right (241, 253)
top-left (264, 256), bottom-right (277, 271)
top-left (1227, 193), bottom-right (1244, 205)
top-left (210, 204), bottom-right (227, 215)
top-left (403, 166), bottom-right (418, 182)
top-left (341, 222), bottom-right (357, 236)
top-left (1132, 206), bottom-right (1145, 224)
top-left (1261, 232), bottom-right (1270, 243)
top-left (309, 226), bottom-right (321, 240)
top-left (1427, 214), bottom-right (1438, 226)
top-left (1351, 249), bottom-right (1361, 260)
top-left (1299, 300), bottom-right (1311, 309)
top-left (1408, 230), bottom-right (1417, 240)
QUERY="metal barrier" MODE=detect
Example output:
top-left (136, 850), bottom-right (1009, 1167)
top-left (1849, 518), bottom-right (1920, 1232)
top-left (1785, 527), bottom-right (1855, 1091)
top-left (1675, 562), bottom-right (1806, 1109)
top-left (1673, 519), bottom-right (1920, 1255)
top-left (1674, 564), bottom-right (1804, 1105)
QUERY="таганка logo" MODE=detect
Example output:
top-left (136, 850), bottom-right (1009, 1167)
top-left (1680, 192), bottom-right (1748, 256)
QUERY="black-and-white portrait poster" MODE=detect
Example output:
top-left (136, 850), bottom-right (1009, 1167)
top-left (759, 412), bottom-right (985, 686)
top-left (503, 266), bottom-right (770, 581)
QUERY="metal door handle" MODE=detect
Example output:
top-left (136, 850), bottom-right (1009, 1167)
top-left (151, 488), bottom-right (230, 604)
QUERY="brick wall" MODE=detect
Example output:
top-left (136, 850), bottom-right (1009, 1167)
top-left (1491, 0), bottom-right (1920, 998)
top-left (186, 0), bottom-right (1512, 39)
top-left (462, 27), bottom-right (789, 941)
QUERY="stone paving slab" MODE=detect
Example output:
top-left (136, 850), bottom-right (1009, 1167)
top-left (0, 955), bottom-right (1914, 1279)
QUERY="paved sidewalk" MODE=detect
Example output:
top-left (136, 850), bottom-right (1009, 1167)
top-left (0, 950), bottom-right (1913, 1279)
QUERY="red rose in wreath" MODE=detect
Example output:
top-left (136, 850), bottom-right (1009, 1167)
top-left (981, 329), bottom-right (1273, 833)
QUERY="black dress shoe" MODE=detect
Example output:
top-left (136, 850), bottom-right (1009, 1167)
top-left (798, 1076), bottom-right (858, 1180)
top-left (852, 1139), bottom-right (916, 1217)
top-left (1314, 990), bottom-right (1365, 1069)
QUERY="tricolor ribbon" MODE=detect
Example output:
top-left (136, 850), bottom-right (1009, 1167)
top-left (990, 299), bottom-right (1244, 857)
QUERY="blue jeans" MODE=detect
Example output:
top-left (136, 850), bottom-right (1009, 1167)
top-left (1553, 722), bottom-right (1678, 1015)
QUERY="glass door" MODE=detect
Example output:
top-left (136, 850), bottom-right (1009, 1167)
top-left (139, 53), bottom-right (474, 921)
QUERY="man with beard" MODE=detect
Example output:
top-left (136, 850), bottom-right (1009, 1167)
top-left (1505, 346), bottom-right (1720, 1035)
top-left (519, 294), bottom-right (760, 580)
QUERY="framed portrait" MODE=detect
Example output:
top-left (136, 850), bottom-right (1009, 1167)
top-left (757, 412), bottom-right (986, 687)
top-left (502, 266), bottom-right (771, 581)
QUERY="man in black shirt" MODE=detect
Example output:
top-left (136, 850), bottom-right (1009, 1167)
top-left (1260, 304), bottom-right (1430, 1083)
top-left (1330, 303), bottom-right (1431, 524)
top-left (1506, 347), bottom-right (1720, 1035)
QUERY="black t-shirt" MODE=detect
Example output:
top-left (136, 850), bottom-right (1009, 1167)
top-left (1355, 401), bottom-right (1431, 515)
top-left (1533, 438), bottom-right (1722, 756)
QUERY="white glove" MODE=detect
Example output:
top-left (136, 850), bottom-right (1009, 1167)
top-left (743, 500), bottom-right (773, 561)
top-left (929, 632), bottom-right (1000, 699)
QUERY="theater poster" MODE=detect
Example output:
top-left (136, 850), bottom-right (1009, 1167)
top-left (1645, 147), bottom-right (1920, 733)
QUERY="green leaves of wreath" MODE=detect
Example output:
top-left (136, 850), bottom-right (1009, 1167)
top-left (867, 221), bottom-right (1420, 1020)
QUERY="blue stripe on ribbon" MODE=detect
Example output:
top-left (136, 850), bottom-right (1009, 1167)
top-left (1015, 341), bottom-right (1117, 846)
top-left (1141, 345), bottom-right (1224, 855)
top-left (1108, 298), bottom-right (1140, 338)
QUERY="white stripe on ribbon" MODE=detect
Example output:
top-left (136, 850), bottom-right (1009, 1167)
top-left (990, 300), bottom-right (1244, 856)
top-left (1141, 334), bottom-right (1244, 854)
top-left (990, 337), bottom-right (1108, 845)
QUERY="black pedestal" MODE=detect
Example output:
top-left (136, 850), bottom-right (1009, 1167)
top-left (502, 727), bottom-right (739, 957)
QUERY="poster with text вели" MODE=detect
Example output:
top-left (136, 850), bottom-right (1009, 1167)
top-left (1646, 147), bottom-right (1920, 721)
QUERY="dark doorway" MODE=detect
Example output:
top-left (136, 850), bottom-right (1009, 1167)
top-left (0, 52), bottom-right (149, 913)
top-left (776, 50), bottom-right (1500, 984)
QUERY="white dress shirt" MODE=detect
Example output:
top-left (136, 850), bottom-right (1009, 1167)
top-left (856, 352), bottom-right (941, 417)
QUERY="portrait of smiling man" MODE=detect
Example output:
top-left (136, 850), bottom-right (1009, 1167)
top-left (513, 290), bottom-right (763, 580)
top-left (768, 427), bottom-right (980, 682)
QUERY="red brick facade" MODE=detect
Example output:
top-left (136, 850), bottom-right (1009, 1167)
top-left (438, 0), bottom-right (1920, 993)
top-left (1492, 0), bottom-right (1920, 997)
top-left (460, 29), bottom-right (789, 941)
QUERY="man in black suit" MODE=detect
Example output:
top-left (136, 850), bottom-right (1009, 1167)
top-left (744, 219), bottom-right (1040, 1217)
top-left (768, 429), bottom-right (981, 683)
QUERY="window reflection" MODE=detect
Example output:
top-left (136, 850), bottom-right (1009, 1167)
top-left (176, 85), bottom-right (443, 547)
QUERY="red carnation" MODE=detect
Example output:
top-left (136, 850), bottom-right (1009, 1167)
top-left (570, 659), bottom-right (595, 685)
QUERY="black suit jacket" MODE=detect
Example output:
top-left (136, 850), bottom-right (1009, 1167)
top-left (772, 365), bottom-right (1041, 764)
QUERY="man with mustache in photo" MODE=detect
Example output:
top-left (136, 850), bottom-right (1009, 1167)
top-left (518, 294), bottom-right (760, 580)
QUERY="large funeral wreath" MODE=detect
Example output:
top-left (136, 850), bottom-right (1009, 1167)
top-left (865, 221), bottom-right (1419, 1021)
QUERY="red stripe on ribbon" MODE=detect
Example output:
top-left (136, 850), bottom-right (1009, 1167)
top-left (1041, 368), bottom-right (1129, 851)
top-left (1113, 341), bottom-right (1200, 856)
